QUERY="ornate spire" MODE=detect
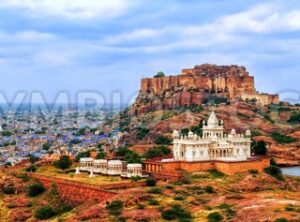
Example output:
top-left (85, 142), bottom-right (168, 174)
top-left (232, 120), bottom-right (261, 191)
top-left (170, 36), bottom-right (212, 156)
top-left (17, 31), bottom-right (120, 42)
top-left (207, 110), bottom-right (219, 127)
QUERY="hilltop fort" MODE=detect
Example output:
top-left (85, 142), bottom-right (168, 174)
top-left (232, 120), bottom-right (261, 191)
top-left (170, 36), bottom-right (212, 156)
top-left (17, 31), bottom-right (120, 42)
top-left (131, 64), bottom-right (279, 114)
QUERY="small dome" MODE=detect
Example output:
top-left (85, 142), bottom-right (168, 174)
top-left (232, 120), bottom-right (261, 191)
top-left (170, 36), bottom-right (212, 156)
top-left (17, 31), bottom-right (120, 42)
top-left (207, 111), bottom-right (219, 127)
top-left (246, 129), bottom-right (251, 136)
top-left (173, 130), bottom-right (179, 138)
top-left (188, 131), bottom-right (194, 138)
top-left (231, 129), bottom-right (236, 135)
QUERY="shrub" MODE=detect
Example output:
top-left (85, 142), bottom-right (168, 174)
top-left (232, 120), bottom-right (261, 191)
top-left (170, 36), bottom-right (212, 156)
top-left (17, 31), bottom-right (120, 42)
top-left (148, 187), bottom-right (162, 194)
top-left (136, 127), bottom-right (150, 140)
top-left (148, 199), bottom-right (159, 205)
top-left (137, 203), bottom-right (145, 209)
top-left (35, 206), bottom-right (56, 220)
top-left (106, 200), bottom-right (123, 216)
top-left (288, 112), bottom-right (300, 124)
top-left (16, 173), bottom-right (30, 182)
top-left (206, 96), bottom-right (228, 105)
top-left (145, 178), bottom-right (157, 187)
top-left (264, 165), bottom-right (284, 181)
top-left (285, 205), bottom-right (298, 212)
top-left (179, 171), bottom-right (192, 184)
top-left (174, 196), bottom-right (185, 201)
top-left (204, 185), bottom-right (215, 193)
top-left (155, 135), bottom-right (172, 145)
top-left (53, 155), bottom-right (72, 170)
top-left (270, 158), bottom-right (278, 166)
top-left (131, 176), bottom-right (141, 182)
top-left (275, 218), bottom-right (288, 222)
top-left (26, 164), bottom-right (37, 172)
top-left (161, 205), bottom-right (192, 221)
top-left (28, 183), bottom-right (45, 197)
top-left (166, 185), bottom-right (174, 189)
top-left (249, 169), bottom-right (259, 175)
top-left (251, 130), bottom-right (262, 137)
top-left (208, 170), bottom-right (224, 178)
top-left (271, 132), bottom-right (297, 144)
top-left (1, 184), bottom-right (15, 194)
top-left (207, 212), bottom-right (224, 222)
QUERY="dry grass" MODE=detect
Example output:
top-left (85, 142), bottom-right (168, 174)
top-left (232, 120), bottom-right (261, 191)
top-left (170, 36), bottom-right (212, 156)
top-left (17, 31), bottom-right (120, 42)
top-left (35, 165), bottom-right (131, 186)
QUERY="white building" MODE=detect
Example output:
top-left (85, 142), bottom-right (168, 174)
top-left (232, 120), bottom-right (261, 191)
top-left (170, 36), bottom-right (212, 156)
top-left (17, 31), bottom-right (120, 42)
top-left (107, 160), bottom-right (123, 175)
top-left (173, 111), bottom-right (251, 162)
top-left (123, 163), bottom-right (142, 178)
top-left (93, 159), bottom-right (108, 174)
top-left (79, 158), bottom-right (145, 178)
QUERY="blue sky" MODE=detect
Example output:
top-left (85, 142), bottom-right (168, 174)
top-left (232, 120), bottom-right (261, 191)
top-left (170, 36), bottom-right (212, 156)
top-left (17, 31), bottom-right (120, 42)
top-left (0, 0), bottom-right (300, 105)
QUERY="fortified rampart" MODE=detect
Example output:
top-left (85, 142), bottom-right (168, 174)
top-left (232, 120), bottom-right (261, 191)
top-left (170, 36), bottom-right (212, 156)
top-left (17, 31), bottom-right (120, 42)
top-left (144, 157), bottom-right (270, 178)
top-left (31, 174), bottom-right (144, 205)
top-left (131, 64), bottom-right (279, 114)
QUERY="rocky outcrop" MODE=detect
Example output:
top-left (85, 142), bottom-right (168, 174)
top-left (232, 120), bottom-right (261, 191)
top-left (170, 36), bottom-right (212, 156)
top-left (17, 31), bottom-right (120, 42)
top-left (130, 64), bottom-right (279, 115)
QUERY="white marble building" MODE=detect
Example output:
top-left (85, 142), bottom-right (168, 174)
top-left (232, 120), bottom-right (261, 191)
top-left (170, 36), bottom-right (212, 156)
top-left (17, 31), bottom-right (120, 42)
top-left (79, 158), bottom-right (144, 178)
top-left (172, 111), bottom-right (251, 162)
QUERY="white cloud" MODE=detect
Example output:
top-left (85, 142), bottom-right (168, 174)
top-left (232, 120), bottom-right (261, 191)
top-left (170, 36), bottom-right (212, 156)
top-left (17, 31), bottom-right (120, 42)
top-left (100, 3), bottom-right (300, 54)
top-left (16, 31), bottom-right (56, 41)
top-left (0, 0), bottom-right (132, 19)
top-left (218, 4), bottom-right (300, 33)
top-left (0, 30), bottom-right (56, 43)
top-left (34, 51), bottom-right (73, 67)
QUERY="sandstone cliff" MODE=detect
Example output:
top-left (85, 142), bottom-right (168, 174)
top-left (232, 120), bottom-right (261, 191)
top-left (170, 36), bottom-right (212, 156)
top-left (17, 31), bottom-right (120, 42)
top-left (130, 64), bottom-right (279, 115)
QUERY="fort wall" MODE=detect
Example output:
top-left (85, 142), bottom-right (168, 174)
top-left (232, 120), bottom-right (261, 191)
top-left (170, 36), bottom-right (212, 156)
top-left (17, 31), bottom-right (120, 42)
top-left (31, 174), bottom-right (115, 205)
top-left (144, 157), bottom-right (270, 178)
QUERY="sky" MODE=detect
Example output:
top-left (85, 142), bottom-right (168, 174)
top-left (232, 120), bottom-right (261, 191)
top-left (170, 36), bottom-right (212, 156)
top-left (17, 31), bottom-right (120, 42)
top-left (0, 0), bottom-right (300, 105)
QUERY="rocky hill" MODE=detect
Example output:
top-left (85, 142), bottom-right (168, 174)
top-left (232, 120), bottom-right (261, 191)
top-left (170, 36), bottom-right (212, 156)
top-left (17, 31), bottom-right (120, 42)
top-left (109, 64), bottom-right (300, 165)
top-left (130, 64), bottom-right (279, 115)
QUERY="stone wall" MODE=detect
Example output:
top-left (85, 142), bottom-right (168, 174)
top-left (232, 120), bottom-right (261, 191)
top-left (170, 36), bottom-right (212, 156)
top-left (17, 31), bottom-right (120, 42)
top-left (31, 174), bottom-right (116, 205)
top-left (144, 157), bottom-right (270, 177)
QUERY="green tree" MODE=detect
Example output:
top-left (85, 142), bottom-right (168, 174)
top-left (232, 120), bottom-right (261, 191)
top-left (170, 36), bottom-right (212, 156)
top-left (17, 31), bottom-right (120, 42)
top-left (154, 71), bottom-right (165, 78)
top-left (28, 183), bottom-right (45, 197)
top-left (145, 178), bottom-right (157, 187)
top-left (271, 132), bottom-right (297, 144)
top-left (106, 200), bottom-right (123, 216)
top-left (26, 165), bottom-right (37, 172)
top-left (96, 149), bottom-right (106, 159)
top-left (288, 112), bottom-right (300, 124)
top-left (161, 205), bottom-right (192, 221)
top-left (75, 150), bottom-right (90, 162)
top-left (35, 206), bottom-right (56, 220)
top-left (144, 145), bottom-right (171, 159)
top-left (155, 135), bottom-right (172, 145)
top-left (42, 142), bottom-right (52, 151)
top-left (53, 155), bottom-right (72, 170)
top-left (264, 165), bottom-right (284, 181)
top-left (181, 128), bottom-right (189, 136)
top-left (251, 141), bottom-right (267, 155)
top-left (2, 130), bottom-right (12, 136)
top-left (28, 154), bottom-right (39, 164)
top-left (124, 151), bottom-right (142, 163)
top-left (208, 212), bottom-right (224, 222)
top-left (136, 127), bottom-right (150, 140)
